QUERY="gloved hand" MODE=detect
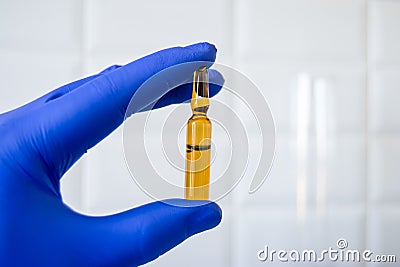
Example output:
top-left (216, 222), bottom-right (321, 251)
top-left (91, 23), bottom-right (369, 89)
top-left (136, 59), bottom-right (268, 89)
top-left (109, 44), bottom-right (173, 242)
top-left (0, 42), bottom-right (224, 267)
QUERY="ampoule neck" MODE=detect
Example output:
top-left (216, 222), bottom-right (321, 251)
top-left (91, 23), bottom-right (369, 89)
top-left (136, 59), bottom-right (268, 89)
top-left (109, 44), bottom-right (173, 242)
top-left (192, 106), bottom-right (209, 116)
top-left (191, 66), bottom-right (210, 116)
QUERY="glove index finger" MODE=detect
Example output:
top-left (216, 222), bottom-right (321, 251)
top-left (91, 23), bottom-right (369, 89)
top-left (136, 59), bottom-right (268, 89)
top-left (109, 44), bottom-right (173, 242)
top-left (34, 42), bottom-right (217, 178)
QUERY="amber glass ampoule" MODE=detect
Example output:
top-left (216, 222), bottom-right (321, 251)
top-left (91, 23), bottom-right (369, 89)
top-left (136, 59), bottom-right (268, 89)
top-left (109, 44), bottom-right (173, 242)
top-left (185, 66), bottom-right (212, 200)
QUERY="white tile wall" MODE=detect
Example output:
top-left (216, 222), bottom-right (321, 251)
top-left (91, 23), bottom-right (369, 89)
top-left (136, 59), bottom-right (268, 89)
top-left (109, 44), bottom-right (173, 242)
top-left (369, 0), bottom-right (400, 66)
top-left (233, 136), bottom-right (298, 208)
top-left (60, 160), bottom-right (83, 211)
top-left (80, 127), bottom-right (154, 215)
top-left (85, 0), bottom-right (232, 64)
top-left (369, 137), bottom-right (400, 205)
top-left (2, 0), bottom-right (400, 266)
top-left (0, 51), bottom-right (81, 113)
top-left (369, 69), bottom-right (400, 133)
top-left (324, 135), bottom-right (367, 206)
top-left (0, 0), bottom-right (82, 52)
top-left (237, 64), bottom-right (366, 135)
top-left (366, 1), bottom-right (400, 266)
top-left (234, 0), bottom-right (366, 65)
top-left (233, 135), bottom-right (366, 210)
top-left (367, 205), bottom-right (400, 266)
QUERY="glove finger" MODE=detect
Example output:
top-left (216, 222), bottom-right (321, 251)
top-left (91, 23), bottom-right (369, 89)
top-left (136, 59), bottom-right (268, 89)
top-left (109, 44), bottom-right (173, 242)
top-left (41, 65), bottom-right (122, 104)
top-left (34, 65), bottom-right (122, 106)
top-left (81, 199), bottom-right (222, 266)
top-left (33, 43), bottom-right (217, 178)
top-left (0, 65), bottom-right (121, 120)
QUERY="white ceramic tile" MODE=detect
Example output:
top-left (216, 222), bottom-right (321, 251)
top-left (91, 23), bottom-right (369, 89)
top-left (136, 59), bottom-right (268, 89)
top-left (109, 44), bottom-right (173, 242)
top-left (320, 69), bottom-right (366, 135)
top-left (234, 134), bottom-right (366, 210)
top-left (60, 160), bottom-right (83, 212)
top-left (235, 0), bottom-right (366, 64)
top-left (0, 51), bottom-right (81, 114)
top-left (369, 136), bottom-right (400, 204)
top-left (369, 69), bottom-right (400, 133)
top-left (230, 64), bottom-right (298, 135)
top-left (233, 206), bottom-right (365, 267)
top-left (81, 126), bottom-right (153, 215)
top-left (146, 209), bottom-right (232, 267)
top-left (236, 64), bottom-right (366, 135)
top-left (86, 0), bottom-right (232, 64)
top-left (227, 67), bottom-right (277, 139)
top-left (0, 0), bottom-right (82, 52)
top-left (367, 206), bottom-right (400, 266)
top-left (369, 0), bottom-right (400, 65)
top-left (233, 135), bottom-right (298, 208)
top-left (324, 135), bottom-right (367, 207)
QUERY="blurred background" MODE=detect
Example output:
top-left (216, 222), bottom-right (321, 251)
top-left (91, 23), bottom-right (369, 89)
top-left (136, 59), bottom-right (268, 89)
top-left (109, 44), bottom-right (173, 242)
top-left (1, 0), bottom-right (399, 266)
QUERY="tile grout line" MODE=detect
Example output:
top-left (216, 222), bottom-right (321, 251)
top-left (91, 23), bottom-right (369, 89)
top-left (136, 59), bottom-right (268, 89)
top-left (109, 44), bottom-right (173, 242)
top-left (228, 0), bottom-right (241, 266)
top-left (79, 0), bottom-right (91, 212)
top-left (227, 0), bottom-right (236, 266)
top-left (364, 0), bottom-right (371, 260)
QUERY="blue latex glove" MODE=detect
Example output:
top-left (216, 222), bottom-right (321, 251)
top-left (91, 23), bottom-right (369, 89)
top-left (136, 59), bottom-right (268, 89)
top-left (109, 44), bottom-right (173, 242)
top-left (0, 42), bottom-right (224, 267)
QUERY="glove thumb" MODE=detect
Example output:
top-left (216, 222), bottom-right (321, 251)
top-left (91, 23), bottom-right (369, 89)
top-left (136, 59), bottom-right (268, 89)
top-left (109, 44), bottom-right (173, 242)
top-left (80, 199), bottom-right (222, 266)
